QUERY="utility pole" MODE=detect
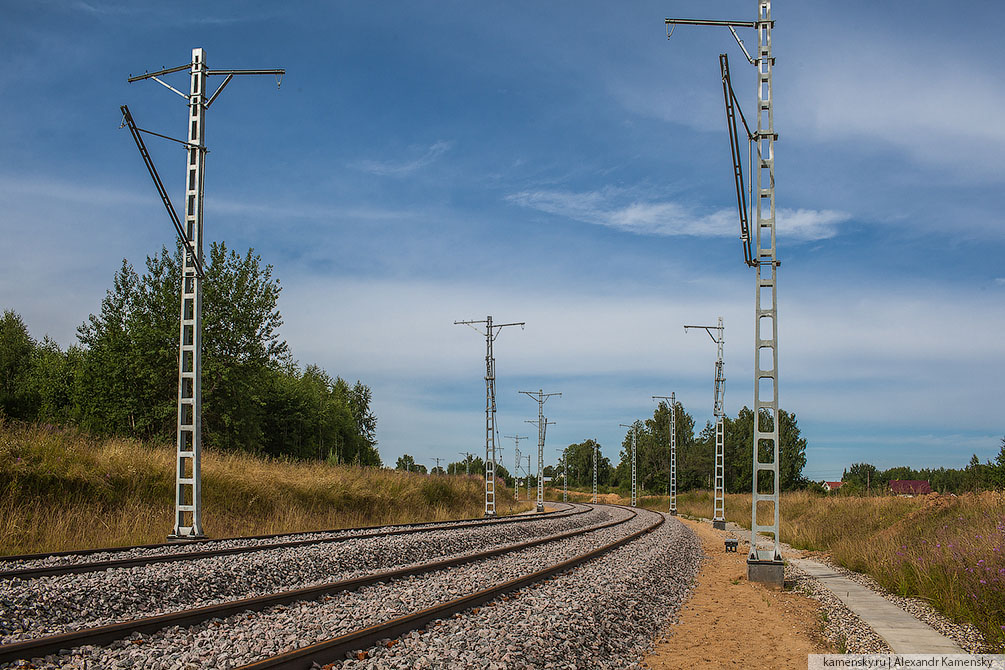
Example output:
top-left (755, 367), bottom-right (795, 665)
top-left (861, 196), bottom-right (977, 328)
top-left (653, 393), bottom-right (678, 516)
top-left (619, 423), bottom-right (639, 506)
top-left (666, 1), bottom-right (784, 584)
top-left (433, 457), bottom-right (443, 475)
top-left (506, 435), bottom-right (528, 500)
top-left (454, 316), bottom-right (525, 517)
top-left (458, 452), bottom-right (473, 476)
top-left (555, 448), bottom-right (568, 503)
top-left (123, 49), bottom-right (284, 540)
top-left (592, 441), bottom-right (598, 504)
top-left (521, 389), bottom-right (561, 512)
top-left (685, 319), bottom-right (726, 529)
top-left (526, 454), bottom-right (532, 501)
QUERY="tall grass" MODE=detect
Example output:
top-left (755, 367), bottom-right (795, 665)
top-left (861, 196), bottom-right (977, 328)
top-left (634, 488), bottom-right (1005, 649)
top-left (0, 420), bottom-right (529, 555)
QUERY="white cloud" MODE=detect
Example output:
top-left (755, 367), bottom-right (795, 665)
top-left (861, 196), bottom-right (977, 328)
top-left (353, 140), bottom-right (454, 177)
top-left (275, 275), bottom-right (1005, 467)
top-left (508, 188), bottom-right (847, 240)
top-left (788, 39), bottom-right (1005, 179)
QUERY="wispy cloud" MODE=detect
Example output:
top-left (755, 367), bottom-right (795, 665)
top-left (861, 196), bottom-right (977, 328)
top-left (354, 141), bottom-right (454, 177)
top-left (507, 188), bottom-right (847, 241)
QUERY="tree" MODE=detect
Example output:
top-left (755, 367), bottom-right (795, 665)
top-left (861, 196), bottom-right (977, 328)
top-left (0, 310), bottom-right (37, 419)
top-left (74, 243), bottom-right (379, 463)
top-left (396, 454), bottom-right (417, 471)
top-left (562, 439), bottom-right (612, 488)
top-left (843, 462), bottom-right (879, 492)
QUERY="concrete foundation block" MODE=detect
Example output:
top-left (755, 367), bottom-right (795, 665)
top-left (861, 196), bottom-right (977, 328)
top-left (747, 559), bottom-right (785, 587)
top-left (712, 520), bottom-right (726, 530)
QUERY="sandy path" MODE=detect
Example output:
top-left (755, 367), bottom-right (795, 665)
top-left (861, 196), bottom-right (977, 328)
top-left (644, 518), bottom-right (835, 669)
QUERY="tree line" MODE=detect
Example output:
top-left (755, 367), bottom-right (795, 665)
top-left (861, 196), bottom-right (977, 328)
top-left (841, 440), bottom-right (1005, 494)
top-left (394, 400), bottom-right (810, 495)
top-left (0, 243), bottom-right (379, 465)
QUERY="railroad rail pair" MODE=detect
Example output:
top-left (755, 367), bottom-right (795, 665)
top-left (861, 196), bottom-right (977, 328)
top-left (1, 504), bottom-right (664, 669)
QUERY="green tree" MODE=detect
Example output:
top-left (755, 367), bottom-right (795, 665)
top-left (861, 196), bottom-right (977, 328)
top-left (74, 243), bottom-right (378, 462)
top-left (843, 462), bottom-right (879, 492)
top-left (0, 310), bottom-right (38, 419)
top-left (562, 439), bottom-right (612, 488)
top-left (395, 454), bottom-right (426, 473)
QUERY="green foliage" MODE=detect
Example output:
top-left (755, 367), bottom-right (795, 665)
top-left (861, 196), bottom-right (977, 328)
top-left (610, 401), bottom-right (808, 495)
top-left (0, 310), bottom-right (40, 419)
top-left (1, 242), bottom-right (379, 465)
top-left (559, 439), bottom-right (613, 488)
top-left (838, 454), bottom-right (1005, 495)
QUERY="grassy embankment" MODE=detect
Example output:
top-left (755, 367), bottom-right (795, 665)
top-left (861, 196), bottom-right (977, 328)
top-left (619, 488), bottom-right (1004, 650)
top-left (0, 420), bottom-right (530, 556)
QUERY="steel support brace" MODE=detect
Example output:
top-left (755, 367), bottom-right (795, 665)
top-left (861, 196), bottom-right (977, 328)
top-left (170, 48), bottom-right (208, 540)
top-left (749, 0), bottom-right (783, 567)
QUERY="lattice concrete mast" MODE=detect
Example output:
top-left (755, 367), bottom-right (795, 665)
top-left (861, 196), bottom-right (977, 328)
top-left (124, 50), bottom-right (283, 540)
top-left (666, 0), bottom-right (784, 584)
top-left (555, 448), bottom-right (569, 502)
top-left (592, 442), bottom-right (598, 504)
top-left (653, 393), bottom-right (677, 515)
top-left (454, 317), bottom-right (525, 517)
top-left (619, 423), bottom-right (639, 506)
top-left (521, 389), bottom-right (560, 513)
top-left (505, 434), bottom-right (527, 500)
top-left (525, 454), bottom-right (532, 501)
top-left (685, 319), bottom-right (726, 528)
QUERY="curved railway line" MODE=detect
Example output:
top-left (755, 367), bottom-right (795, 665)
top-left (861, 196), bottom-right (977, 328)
top-left (0, 504), bottom-right (683, 670)
top-left (0, 504), bottom-right (586, 580)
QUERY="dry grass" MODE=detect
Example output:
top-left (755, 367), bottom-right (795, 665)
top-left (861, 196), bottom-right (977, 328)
top-left (634, 488), bottom-right (1005, 649)
top-left (0, 420), bottom-right (530, 555)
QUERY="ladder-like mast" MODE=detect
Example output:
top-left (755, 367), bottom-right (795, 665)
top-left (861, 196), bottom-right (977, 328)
top-left (455, 316), bottom-right (525, 516)
top-left (124, 49), bottom-right (283, 540)
top-left (666, 0), bottom-right (784, 585)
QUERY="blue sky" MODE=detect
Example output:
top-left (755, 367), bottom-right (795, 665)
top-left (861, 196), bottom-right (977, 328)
top-left (2, 1), bottom-right (1003, 482)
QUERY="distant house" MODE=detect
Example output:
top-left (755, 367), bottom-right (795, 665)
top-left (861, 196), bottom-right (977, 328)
top-left (823, 481), bottom-right (844, 493)
top-left (889, 479), bottom-right (933, 496)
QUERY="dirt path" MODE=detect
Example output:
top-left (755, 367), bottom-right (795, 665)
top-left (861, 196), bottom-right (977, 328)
top-left (645, 518), bottom-right (835, 669)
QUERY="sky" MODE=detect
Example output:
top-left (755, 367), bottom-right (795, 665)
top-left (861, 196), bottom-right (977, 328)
top-left (2, 1), bottom-right (1004, 483)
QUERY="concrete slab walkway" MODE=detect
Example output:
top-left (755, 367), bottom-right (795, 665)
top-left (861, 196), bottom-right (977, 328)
top-left (790, 558), bottom-right (962, 654)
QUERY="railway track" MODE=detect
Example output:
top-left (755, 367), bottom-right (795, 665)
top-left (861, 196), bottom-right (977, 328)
top-left (0, 505), bottom-right (668, 669)
top-left (0, 503), bottom-right (584, 580)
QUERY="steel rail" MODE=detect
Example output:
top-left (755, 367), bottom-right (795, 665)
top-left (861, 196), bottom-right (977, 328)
top-left (0, 504), bottom-right (584, 580)
top-left (0, 504), bottom-right (627, 666)
top-left (238, 506), bottom-right (664, 670)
